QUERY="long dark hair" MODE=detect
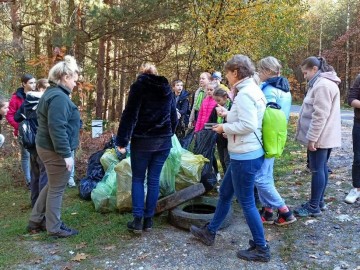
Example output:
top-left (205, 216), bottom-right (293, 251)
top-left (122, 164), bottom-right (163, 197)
top-left (301, 56), bottom-right (334, 72)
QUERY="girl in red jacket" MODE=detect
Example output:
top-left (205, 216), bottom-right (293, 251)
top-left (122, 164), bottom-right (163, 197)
top-left (6, 74), bottom-right (36, 187)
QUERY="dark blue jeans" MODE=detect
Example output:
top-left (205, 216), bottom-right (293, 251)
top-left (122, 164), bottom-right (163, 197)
top-left (208, 155), bottom-right (266, 247)
top-left (130, 149), bottom-right (170, 218)
top-left (308, 148), bottom-right (332, 208)
top-left (352, 122), bottom-right (360, 188)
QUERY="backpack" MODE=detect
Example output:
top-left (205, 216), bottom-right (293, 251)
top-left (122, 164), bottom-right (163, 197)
top-left (256, 102), bottom-right (287, 158)
top-left (18, 114), bottom-right (36, 150)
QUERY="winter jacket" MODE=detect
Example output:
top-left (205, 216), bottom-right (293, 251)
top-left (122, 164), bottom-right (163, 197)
top-left (14, 91), bottom-right (43, 152)
top-left (296, 72), bottom-right (341, 148)
top-left (348, 74), bottom-right (360, 123)
top-left (115, 73), bottom-right (178, 151)
top-left (223, 78), bottom-right (267, 154)
top-left (261, 76), bottom-right (292, 121)
top-left (209, 99), bottom-right (232, 148)
top-left (6, 87), bottom-right (26, 136)
top-left (175, 89), bottom-right (190, 126)
top-left (35, 82), bottom-right (80, 158)
top-left (195, 96), bottom-right (217, 132)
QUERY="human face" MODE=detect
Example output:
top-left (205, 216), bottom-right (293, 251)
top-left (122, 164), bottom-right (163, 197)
top-left (214, 95), bottom-right (227, 106)
top-left (301, 66), bottom-right (318, 81)
top-left (0, 102), bottom-right (9, 116)
top-left (62, 73), bottom-right (79, 91)
top-left (23, 78), bottom-right (36, 92)
top-left (173, 82), bottom-right (183, 95)
top-left (199, 73), bottom-right (210, 88)
top-left (225, 70), bottom-right (239, 87)
top-left (206, 86), bottom-right (215, 97)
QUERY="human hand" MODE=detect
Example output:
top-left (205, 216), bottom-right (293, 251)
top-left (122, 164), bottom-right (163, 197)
top-left (64, 156), bottom-right (74, 172)
top-left (117, 146), bottom-right (126, 154)
top-left (212, 124), bottom-right (224, 134)
top-left (188, 121), bottom-right (193, 128)
top-left (216, 104), bottom-right (228, 118)
top-left (308, 141), bottom-right (317, 151)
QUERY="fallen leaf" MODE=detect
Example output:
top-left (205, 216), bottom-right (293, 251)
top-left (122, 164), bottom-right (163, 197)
top-left (71, 253), bottom-right (89, 262)
top-left (71, 212), bottom-right (78, 215)
top-left (325, 251), bottom-right (330, 255)
top-left (309, 254), bottom-right (318, 259)
top-left (103, 245), bottom-right (116, 251)
top-left (335, 181), bottom-right (342, 186)
top-left (50, 249), bottom-right (59, 255)
top-left (304, 219), bottom-right (318, 225)
top-left (75, 242), bottom-right (87, 249)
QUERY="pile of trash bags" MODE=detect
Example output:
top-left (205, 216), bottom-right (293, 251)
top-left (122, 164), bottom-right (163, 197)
top-left (87, 135), bottom-right (209, 213)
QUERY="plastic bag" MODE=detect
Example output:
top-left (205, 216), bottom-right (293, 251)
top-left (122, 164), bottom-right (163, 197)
top-left (115, 157), bottom-right (142, 212)
top-left (175, 150), bottom-right (209, 190)
top-left (100, 149), bottom-right (121, 171)
top-left (79, 178), bottom-right (98, 200)
top-left (91, 164), bottom-right (118, 213)
top-left (159, 135), bottom-right (183, 197)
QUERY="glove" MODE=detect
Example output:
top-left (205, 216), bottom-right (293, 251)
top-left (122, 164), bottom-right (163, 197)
top-left (64, 156), bottom-right (74, 172)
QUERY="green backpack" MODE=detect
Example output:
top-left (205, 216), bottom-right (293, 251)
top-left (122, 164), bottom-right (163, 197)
top-left (256, 102), bottom-right (287, 158)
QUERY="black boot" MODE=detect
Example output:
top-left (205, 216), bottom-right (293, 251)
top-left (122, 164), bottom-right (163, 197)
top-left (127, 217), bottom-right (142, 234)
top-left (236, 240), bottom-right (271, 262)
top-left (190, 223), bottom-right (215, 246)
top-left (143, 217), bottom-right (153, 232)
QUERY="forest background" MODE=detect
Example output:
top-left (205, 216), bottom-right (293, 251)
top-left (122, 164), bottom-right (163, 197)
top-left (0, 0), bottom-right (360, 129)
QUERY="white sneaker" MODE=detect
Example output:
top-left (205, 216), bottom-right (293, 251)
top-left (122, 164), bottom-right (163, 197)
top-left (344, 188), bottom-right (360, 204)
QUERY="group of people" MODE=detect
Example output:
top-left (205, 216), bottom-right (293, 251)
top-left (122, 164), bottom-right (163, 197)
top-left (0, 55), bottom-right (81, 237)
top-left (0, 52), bottom-right (359, 263)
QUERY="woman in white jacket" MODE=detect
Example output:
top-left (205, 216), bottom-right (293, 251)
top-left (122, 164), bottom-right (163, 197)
top-left (190, 55), bottom-right (270, 262)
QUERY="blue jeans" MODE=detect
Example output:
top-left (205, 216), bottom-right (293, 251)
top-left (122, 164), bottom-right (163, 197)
top-left (20, 143), bottom-right (31, 184)
top-left (308, 148), bottom-right (331, 208)
top-left (130, 149), bottom-right (170, 218)
top-left (255, 158), bottom-right (285, 209)
top-left (208, 156), bottom-right (266, 247)
top-left (352, 122), bottom-right (360, 188)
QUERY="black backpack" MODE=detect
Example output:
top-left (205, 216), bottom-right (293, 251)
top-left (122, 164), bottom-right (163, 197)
top-left (18, 113), bottom-right (36, 150)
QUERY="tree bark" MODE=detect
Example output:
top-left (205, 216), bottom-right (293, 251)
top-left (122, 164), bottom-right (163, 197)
top-left (10, 0), bottom-right (25, 75)
top-left (95, 36), bottom-right (106, 119)
top-left (103, 38), bottom-right (111, 119)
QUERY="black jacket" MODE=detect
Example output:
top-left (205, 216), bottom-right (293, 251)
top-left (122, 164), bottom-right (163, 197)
top-left (175, 89), bottom-right (190, 126)
top-left (116, 73), bottom-right (178, 148)
top-left (35, 82), bottom-right (80, 158)
top-left (348, 74), bottom-right (360, 123)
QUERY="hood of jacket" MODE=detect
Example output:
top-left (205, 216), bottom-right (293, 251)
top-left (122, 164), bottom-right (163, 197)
top-left (319, 71), bottom-right (341, 85)
top-left (15, 87), bottom-right (26, 99)
top-left (24, 91), bottom-right (43, 112)
top-left (261, 76), bottom-right (290, 93)
top-left (136, 74), bottom-right (171, 97)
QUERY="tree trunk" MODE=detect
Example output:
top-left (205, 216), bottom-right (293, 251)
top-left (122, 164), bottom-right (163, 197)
top-left (110, 39), bottom-right (119, 122)
top-left (103, 38), bottom-right (111, 120)
top-left (95, 36), bottom-right (106, 119)
top-left (10, 0), bottom-right (25, 75)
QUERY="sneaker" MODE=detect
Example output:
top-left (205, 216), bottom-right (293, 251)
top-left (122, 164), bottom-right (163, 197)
top-left (344, 188), bottom-right (360, 204)
top-left (259, 208), bottom-right (275, 224)
top-left (274, 211), bottom-right (297, 226)
top-left (27, 219), bottom-right (46, 233)
top-left (319, 201), bottom-right (327, 211)
top-left (48, 222), bottom-right (79, 238)
top-left (236, 240), bottom-right (271, 262)
top-left (190, 223), bottom-right (215, 246)
top-left (294, 203), bottom-right (321, 217)
top-left (143, 217), bottom-right (153, 232)
top-left (127, 217), bottom-right (142, 234)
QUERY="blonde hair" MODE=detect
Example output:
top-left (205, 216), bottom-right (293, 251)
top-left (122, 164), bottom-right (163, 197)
top-left (48, 55), bottom-right (79, 83)
top-left (140, 63), bottom-right (158, 75)
top-left (258, 56), bottom-right (282, 76)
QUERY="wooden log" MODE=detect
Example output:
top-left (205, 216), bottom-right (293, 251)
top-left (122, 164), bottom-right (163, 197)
top-left (155, 183), bottom-right (205, 214)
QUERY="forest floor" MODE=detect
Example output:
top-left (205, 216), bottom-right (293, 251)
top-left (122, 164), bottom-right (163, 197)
top-left (2, 116), bottom-right (360, 270)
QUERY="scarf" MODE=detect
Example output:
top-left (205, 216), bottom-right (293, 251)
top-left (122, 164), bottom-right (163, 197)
top-left (307, 71), bottom-right (321, 89)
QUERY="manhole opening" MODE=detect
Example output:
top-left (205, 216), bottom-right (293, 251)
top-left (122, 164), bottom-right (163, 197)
top-left (183, 204), bottom-right (215, 214)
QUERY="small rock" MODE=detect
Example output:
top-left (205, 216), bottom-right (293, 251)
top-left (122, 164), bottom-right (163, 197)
top-left (336, 214), bottom-right (352, 222)
top-left (333, 225), bottom-right (341, 229)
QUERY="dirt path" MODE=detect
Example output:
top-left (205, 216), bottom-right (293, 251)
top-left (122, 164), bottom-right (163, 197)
top-left (17, 120), bottom-right (360, 270)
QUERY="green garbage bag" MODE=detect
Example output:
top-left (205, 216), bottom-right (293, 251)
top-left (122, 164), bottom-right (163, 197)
top-left (159, 135), bottom-right (183, 197)
top-left (91, 163), bottom-right (117, 213)
top-left (100, 149), bottom-right (120, 171)
top-left (175, 150), bottom-right (209, 190)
